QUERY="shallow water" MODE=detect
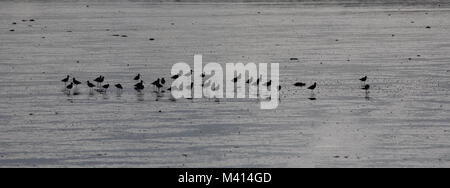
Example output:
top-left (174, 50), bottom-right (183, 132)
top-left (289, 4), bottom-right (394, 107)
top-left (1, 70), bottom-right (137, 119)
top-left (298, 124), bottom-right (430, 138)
top-left (0, 1), bottom-right (449, 167)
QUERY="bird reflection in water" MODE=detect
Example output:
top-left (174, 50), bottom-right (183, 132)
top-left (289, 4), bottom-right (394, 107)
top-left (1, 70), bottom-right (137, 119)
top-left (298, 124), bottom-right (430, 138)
top-left (136, 92), bottom-right (145, 102)
top-left (308, 92), bottom-right (317, 101)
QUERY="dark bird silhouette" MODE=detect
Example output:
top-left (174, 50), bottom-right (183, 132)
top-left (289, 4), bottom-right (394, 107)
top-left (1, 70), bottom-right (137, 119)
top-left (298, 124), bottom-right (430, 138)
top-left (307, 82), bottom-right (317, 91)
top-left (150, 79), bottom-right (163, 92)
top-left (102, 84), bottom-right (110, 92)
top-left (61, 75), bottom-right (70, 85)
top-left (135, 85), bottom-right (144, 91)
top-left (115, 84), bottom-right (123, 90)
top-left (294, 82), bottom-right (306, 87)
top-left (160, 78), bottom-right (166, 85)
top-left (232, 74), bottom-right (242, 83)
top-left (135, 80), bottom-right (145, 91)
top-left (134, 80), bottom-right (144, 87)
top-left (66, 82), bottom-right (73, 90)
top-left (255, 75), bottom-right (262, 85)
top-left (265, 80), bottom-right (272, 87)
top-left (72, 78), bottom-right (81, 87)
top-left (171, 74), bottom-right (180, 80)
top-left (246, 77), bottom-right (253, 84)
top-left (151, 78), bottom-right (160, 88)
top-left (87, 81), bottom-right (95, 89)
top-left (362, 84), bottom-right (370, 90)
top-left (201, 72), bottom-right (206, 78)
top-left (94, 75), bottom-right (104, 86)
top-left (94, 75), bottom-right (103, 82)
top-left (134, 74), bottom-right (141, 81)
top-left (360, 76), bottom-right (368, 82)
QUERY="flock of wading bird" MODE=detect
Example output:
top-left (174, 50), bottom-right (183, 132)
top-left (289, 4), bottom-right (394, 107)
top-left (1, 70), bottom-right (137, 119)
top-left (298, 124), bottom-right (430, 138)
top-left (61, 72), bottom-right (371, 101)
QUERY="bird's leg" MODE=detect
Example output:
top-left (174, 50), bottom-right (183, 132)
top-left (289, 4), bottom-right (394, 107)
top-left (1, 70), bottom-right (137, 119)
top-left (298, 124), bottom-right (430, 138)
top-left (364, 90), bottom-right (370, 100)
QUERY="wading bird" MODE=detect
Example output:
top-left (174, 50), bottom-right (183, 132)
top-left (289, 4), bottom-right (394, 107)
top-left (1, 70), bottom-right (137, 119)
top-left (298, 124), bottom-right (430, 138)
top-left (246, 77), bottom-right (253, 84)
top-left (94, 76), bottom-right (104, 86)
top-left (115, 84), bottom-right (123, 90)
top-left (255, 75), bottom-right (262, 85)
top-left (102, 84), bottom-right (110, 92)
top-left (61, 75), bottom-right (70, 85)
top-left (360, 76), bottom-right (368, 83)
top-left (134, 74), bottom-right (141, 81)
top-left (265, 80), bottom-right (272, 87)
top-left (232, 74), bottom-right (242, 83)
top-left (66, 82), bottom-right (74, 90)
top-left (87, 81), bottom-right (95, 90)
top-left (294, 82), bottom-right (306, 87)
top-left (72, 78), bottom-right (81, 87)
top-left (151, 79), bottom-right (160, 89)
top-left (171, 74), bottom-right (180, 80)
top-left (362, 84), bottom-right (370, 91)
top-left (134, 80), bottom-right (145, 91)
top-left (307, 82), bottom-right (317, 92)
top-left (363, 84), bottom-right (371, 100)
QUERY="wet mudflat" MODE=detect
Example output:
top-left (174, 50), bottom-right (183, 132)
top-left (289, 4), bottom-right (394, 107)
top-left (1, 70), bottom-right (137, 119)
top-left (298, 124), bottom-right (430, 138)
top-left (0, 1), bottom-right (449, 167)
